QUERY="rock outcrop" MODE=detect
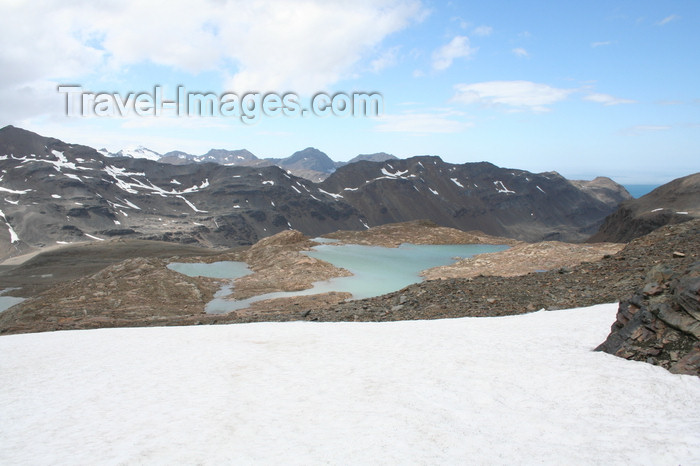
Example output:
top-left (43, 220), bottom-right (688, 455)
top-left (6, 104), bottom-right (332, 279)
top-left (596, 262), bottom-right (700, 376)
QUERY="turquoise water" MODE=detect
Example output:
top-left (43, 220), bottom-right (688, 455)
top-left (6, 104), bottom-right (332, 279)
top-left (0, 296), bottom-right (25, 313)
top-left (174, 243), bottom-right (508, 314)
top-left (303, 243), bottom-right (507, 300)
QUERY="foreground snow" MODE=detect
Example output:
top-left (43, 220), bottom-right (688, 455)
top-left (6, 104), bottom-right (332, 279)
top-left (1, 304), bottom-right (698, 465)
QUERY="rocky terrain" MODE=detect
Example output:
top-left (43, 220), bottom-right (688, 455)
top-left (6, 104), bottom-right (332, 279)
top-left (589, 172), bottom-right (699, 243)
top-left (323, 219), bottom-right (520, 247)
top-left (596, 261), bottom-right (699, 376)
top-left (0, 239), bottom-right (223, 297)
top-left (226, 230), bottom-right (352, 300)
top-left (1, 125), bottom-right (631, 262)
top-left (0, 222), bottom-right (510, 332)
top-left (422, 241), bottom-right (624, 280)
top-left (2, 220), bottom-right (697, 344)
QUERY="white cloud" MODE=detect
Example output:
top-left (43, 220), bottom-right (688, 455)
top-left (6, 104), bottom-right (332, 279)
top-left (591, 41), bottom-right (612, 48)
top-left (450, 16), bottom-right (469, 30)
top-left (374, 110), bottom-right (472, 133)
top-left (657, 14), bottom-right (680, 26)
top-left (656, 100), bottom-right (684, 106)
top-left (622, 125), bottom-right (672, 135)
top-left (432, 36), bottom-right (476, 71)
top-left (512, 47), bottom-right (529, 58)
top-left (370, 47), bottom-right (401, 73)
top-left (584, 93), bottom-right (636, 106)
top-left (452, 81), bottom-right (574, 113)
top-left (0, 0), bottom-right (426, 101)
top-left (472, 25), bottom-right (493, 37)
top-left (224, 1), bottom-right (425, 93)
top-left (0, 80), bottom-right (65, 123)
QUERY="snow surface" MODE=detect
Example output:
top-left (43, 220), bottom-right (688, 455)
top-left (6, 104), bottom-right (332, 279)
top-left (318, 188), bottom-right (343, 199)
top-left (0, 208), bottom-right (19, 243)
top-left (381, 166), bottom-right (409, 178)
top-left (494, 180), bottom-right (515, 194)
top-left (0, 186), bottom-right (31, 195)
top-left (450, 177), bottom-right (464, 188)
top-left (111, 146), bottom-right (162, 162)
top-left (1, 303), bottom-right (698, 465)
top-left (176, 195), bottom-right (208, 213)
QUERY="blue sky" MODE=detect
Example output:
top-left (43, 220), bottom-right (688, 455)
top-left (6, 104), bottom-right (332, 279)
top-left (1, 0), bottom-right (698, 184)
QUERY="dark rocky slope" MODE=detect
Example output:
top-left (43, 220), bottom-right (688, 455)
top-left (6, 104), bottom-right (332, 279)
top-left (320, 158), bottom-right (630, 242)
top-left (589, 172), bottom-right (699, 243)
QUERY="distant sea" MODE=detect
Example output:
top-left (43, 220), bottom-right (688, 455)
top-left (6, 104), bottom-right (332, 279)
top-left (623, 184), bottom-right (660, 199)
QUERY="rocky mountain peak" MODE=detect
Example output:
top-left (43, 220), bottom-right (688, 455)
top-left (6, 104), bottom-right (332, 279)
top-left (280, 147), bottom-right (337, 173)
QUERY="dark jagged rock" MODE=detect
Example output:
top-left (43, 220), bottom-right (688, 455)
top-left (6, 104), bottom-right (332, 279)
top-left (589, 173), bottom-right (699, 243)
top-left (596, 262), bottom-right (700, 376)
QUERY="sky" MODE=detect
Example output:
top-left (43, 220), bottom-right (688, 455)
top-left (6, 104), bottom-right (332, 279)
top-left (1, 0), bottom-right (698, 184)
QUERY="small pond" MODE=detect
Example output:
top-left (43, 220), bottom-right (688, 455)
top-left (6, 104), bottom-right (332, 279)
top-left (170, 243), bottom-right (508, 314)
top-left (0, 296), bottom-right (25, 313)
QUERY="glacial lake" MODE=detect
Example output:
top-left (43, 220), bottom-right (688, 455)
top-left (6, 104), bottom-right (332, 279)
top-left (0, 295), bottom-right (25, 313)
top-left (169, 243), bottom-right (508, 314)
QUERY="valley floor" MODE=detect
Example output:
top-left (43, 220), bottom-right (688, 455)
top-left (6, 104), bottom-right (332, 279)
top-left (1, 303), bottom-right (698, 464)
top-left (0, 220), bottom-right (698, 335)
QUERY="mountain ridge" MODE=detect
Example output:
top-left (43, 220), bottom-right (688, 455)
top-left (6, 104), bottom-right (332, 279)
top-left (1, 125), bottom-right (632, 260)
top-left (589, 172), bottom-right (700, 242)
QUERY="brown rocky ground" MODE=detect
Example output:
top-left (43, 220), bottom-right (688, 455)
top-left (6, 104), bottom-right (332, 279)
top-left (323, 220), bottom-right (520, 247)
top-left (0, 257), bottom-right (223, 333)
top-left (1, 220), bottom-right (698, 339)
top-left (422, 241), bottom-right (624, 280)
top-left (228, 230), bottom-right (352, 300)
top-left (0, 239), bottom-right (226, 297)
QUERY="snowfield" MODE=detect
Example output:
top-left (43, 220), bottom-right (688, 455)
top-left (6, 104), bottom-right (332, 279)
top-left (1, 303), bottom-right (699, 465)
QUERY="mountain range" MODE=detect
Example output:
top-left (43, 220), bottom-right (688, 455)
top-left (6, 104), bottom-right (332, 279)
top-left (1, 125), bottom-right (633, 260)
top-left (106, 145), bottom-right (398, 183)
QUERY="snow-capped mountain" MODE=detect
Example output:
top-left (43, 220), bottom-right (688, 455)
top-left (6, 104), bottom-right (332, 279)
top-left (102, 146), bottom-right (163, 162)
top-left (0, 125), bottom-right (631, 259)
